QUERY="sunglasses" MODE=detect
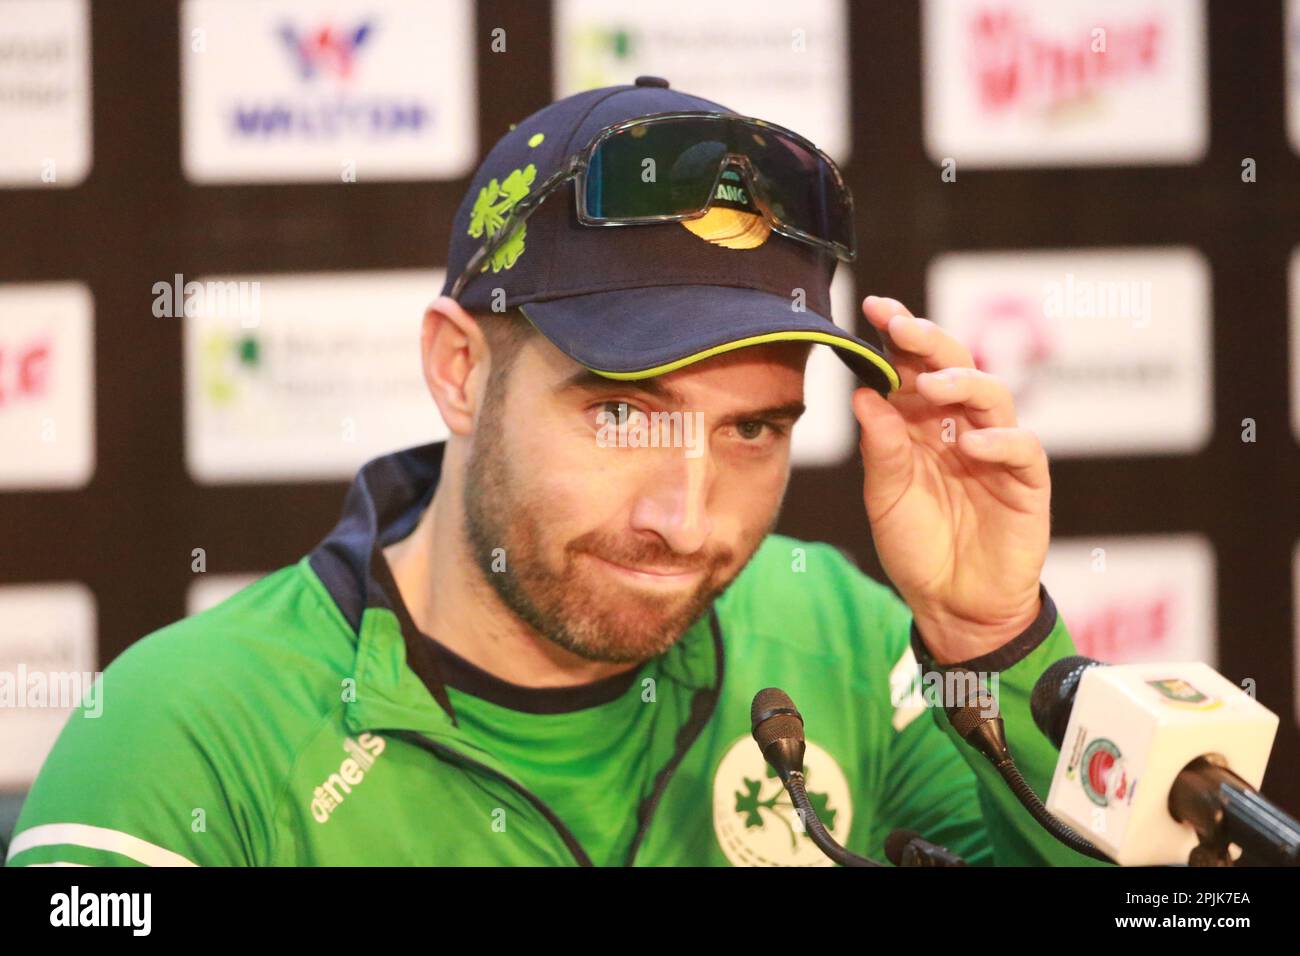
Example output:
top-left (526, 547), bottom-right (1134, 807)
top-left (450, 111), bottom-right (856, 301)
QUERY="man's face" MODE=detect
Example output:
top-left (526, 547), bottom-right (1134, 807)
top-left (463, 331), bottom-right (810, 664)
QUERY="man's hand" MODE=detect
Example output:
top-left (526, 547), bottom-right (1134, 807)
top-left (852, 295), bottom-right (1051, 665)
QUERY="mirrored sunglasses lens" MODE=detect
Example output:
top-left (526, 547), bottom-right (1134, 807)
top-left (586, 118), bottom-right (730, 218)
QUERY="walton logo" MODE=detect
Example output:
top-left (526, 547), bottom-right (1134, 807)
top-left (232, 19), bottom-right (426, 139)
top-left (278, 21), bottom-right (373, 81)
top-left (712, 734), bottom-right (852, 866)
top-left (310, 733), bottom-right (386, 823)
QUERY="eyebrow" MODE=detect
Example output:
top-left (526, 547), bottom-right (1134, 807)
top-left (556, 368), bottom-right (687, 404)
top-left (555, 368), bottom-right (807, 425)
top-left (718, 400), bottom-right (807, 427)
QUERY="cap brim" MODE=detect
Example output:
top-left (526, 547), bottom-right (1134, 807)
top-left (516, 285), bottom-right (899, 397)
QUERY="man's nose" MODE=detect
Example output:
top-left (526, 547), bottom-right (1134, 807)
top-left (627, 446), bottom-right (715, 555)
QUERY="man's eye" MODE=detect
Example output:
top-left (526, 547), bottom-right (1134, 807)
top-left (732, 420), bottom-right (784, 443)
top-left (594, 401), bottom-right (648, 425)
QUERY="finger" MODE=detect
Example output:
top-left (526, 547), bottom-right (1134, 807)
top-left (861, 295), bottom-right (915, 334)
top-left (957, 427), bottom-right (1050, 490)
top-left (861, 296), bottom-right (915, 378)
top-left (852, 387), bottom-right (914, 507)
top-left (884, 313), bottom-right (975, 372)
top-left (861, 298), bottom-right (937, 393)
top-left (861, 298), bottom-right (978, 394)
top-left (914, 367), bottom-right (1017, 428)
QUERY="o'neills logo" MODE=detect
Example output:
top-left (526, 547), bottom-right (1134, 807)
top-left (310, 733), bottom-right (386, 823)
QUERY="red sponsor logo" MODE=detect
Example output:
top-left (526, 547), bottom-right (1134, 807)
top-left (968, 6), bottom-right (1164, 114)
top-left (965, 294), bottom-right (1054, 402)
top-left (1070, 592), bottom-right (1175, 663)
top-left (0, 337), bottom-right (52, 406)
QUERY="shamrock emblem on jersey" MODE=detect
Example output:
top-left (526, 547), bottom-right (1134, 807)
top-left (713, 734), bottom-right (853, 866)
top-left (734, 764), bottom-right (837, 851)
top-left (467, 163), bottom-right (537, 274)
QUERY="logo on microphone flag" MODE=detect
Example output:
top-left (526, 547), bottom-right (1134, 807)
top-left (1145, 677), bottom-right (1222, 710)
top-left (1077, 737), bottom-right (1131, 808)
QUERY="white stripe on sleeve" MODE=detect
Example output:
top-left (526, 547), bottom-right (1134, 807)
top-left (7, 823), bottom-right (198, 867)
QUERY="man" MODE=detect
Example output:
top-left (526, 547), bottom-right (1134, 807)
top-left (8, 78), bottom-right (1104, 867)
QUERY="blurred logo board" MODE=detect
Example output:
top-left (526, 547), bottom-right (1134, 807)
top-left (1288, 0), bottom-right (1300, 154)
top-left (181, 0), bottom-right (476, 182)
top-left (554, 0), bottom-right (851, 163)
top-left (0, 583), bottom-right (97, 789)
top-left (1043, 535), bottom-right (1216, 666)
top-left (0, 282), bottom-right (94, 489)
top-left (1291, 246), bottom-right (1300, 442)
top-left (183, 270), bottom-right (448, 483)
top-left (1294, 542), bottom-right (1300, 730)
top-left (188, 574), bottom-right (264, 616)
top-left (927, 247), bottom-right (1212, 457)
top-left (0, 0), bottom-right (92, 187)
top-left (923, 0), bottom-right (1207, 167)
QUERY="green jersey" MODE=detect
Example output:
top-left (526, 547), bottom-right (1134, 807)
top-left (6, 442), bottom-right (1108, 867)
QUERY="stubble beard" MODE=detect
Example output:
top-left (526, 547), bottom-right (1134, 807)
top-left (461, 386), bottom-right (775, 665)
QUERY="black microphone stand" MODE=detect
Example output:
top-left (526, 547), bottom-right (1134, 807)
top-left (1170, 756), bottom-right (1300, 867)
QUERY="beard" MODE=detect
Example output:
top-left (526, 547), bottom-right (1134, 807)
top-left (462, 387), bottom-right (777, 664)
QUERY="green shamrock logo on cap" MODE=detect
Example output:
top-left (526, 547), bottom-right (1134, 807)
top-left (467, 163), bottom-right (537, 274)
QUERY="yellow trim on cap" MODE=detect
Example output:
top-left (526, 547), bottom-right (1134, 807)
top-left (587, 331), bottom-right (901, 391)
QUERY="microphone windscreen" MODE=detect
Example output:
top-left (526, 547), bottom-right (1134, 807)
top-left (750, 686), bottom-right (796, 727)
top-left (753, 713), bottom-right (803, 751)
top-left (750, 687), bottom-right (803, 751)
top-left (1031, 656), bottom-right (1102, 748)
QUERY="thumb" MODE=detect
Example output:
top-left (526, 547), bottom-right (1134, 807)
top-left (852, 387), bottom-right (913, 510)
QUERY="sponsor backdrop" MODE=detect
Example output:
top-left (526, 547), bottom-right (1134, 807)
top-left (1, 0), bottom-right (1298, 816)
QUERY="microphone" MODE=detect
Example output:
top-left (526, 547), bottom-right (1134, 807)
top-left (1032, 656), bottom-right (1296, 867)
top-left (885, 829), bottom-right (967, 867)
top-left (750, 688), bottom-right (883, 867)
top-left (942, 671), bottom-right (1112, 862)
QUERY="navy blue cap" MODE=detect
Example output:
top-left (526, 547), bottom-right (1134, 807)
top-left (439, 77), bottom-right (898, 396)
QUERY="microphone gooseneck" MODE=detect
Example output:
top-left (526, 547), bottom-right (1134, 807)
top-left (885, 828), bottom-right (967, 867)
top-left (750, 688), bottom-right (883, 867)
top-left (945, 673), bottom-right (1113, 863)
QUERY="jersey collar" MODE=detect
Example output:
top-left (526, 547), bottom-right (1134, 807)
top-left (308, 441), bottom-right (723, 737)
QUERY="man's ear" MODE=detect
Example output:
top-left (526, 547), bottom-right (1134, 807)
top-left (420, 295), bottom-right (488, 436)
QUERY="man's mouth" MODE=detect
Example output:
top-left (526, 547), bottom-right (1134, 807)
top-left (583, 552), bottom-right (707, 586)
